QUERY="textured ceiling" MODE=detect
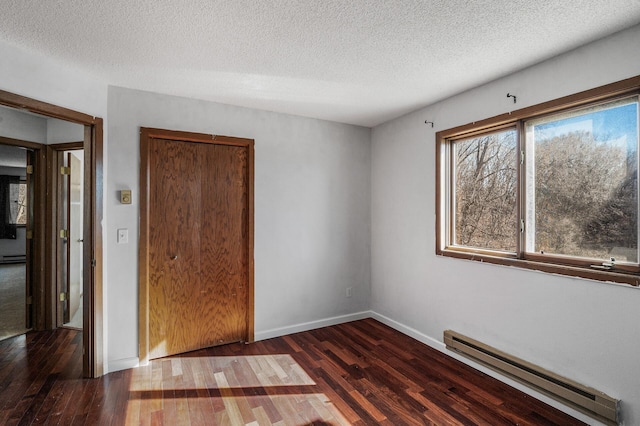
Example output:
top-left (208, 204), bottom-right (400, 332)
top-left (1, 1), bottom-right (640, 127)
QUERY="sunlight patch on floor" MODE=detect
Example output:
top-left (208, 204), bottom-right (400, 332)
top-left (129, 355), bottom-right (316, 391)
top-left (125, 355), bottom-right (349, 425)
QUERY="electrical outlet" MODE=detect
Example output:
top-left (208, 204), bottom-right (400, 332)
top-left (346, 287), bottom-right (352, 298)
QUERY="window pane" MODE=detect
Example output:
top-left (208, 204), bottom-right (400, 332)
top-left (526, 97), bottom-right (639, 262)
top-left (454, 129), bottom-right (518, 252)
top-left (9, 183), bottom-right (27, 225)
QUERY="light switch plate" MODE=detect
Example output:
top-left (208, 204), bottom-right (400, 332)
top-left (117, 228), bottom-right (129, 244)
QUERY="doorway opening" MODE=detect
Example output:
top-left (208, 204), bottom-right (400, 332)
top-left (0, 90), bottom-right (103, 378)
top-left (0, 143), bottom-right (33, 340)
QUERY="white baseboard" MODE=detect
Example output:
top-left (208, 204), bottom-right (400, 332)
top-left (107, 356), bottom-right (140, 374)
top-left (369, 311), bottom-right (600, 426)
top-left (105, 311), bottom-right (371, 373)
top-left (254, 310), bottom-right (372, 341)
top-left (370, 311), bottom-right (446, 350)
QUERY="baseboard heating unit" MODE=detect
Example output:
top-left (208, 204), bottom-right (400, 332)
top-left (443, 330), bottom-right (620, 425)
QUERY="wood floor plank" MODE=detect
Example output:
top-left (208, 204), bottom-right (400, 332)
top-left (160, 359), bottom-right (178, 425)
top-left (0, 319), bottom-right (587, 425)
top-left (53, 379), bottom-right (90, 426)
top-left (84, 376), bottom-right (107, 426)
top-left (16, 372), bottom-right (58, 425)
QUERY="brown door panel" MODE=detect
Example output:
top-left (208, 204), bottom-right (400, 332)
top-left (146, 136), bottom-right (250, 360)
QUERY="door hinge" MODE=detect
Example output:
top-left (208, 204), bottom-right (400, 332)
top-left (520, 219), bottom-right (525, 233)
top-left (26, 165), bottom-right (34, 174)
top-left (520, 150), bottom-right (525, 165)
top-left (60, 229), bottom-right (69, 239)
top-left (26, 230), bottom-right (33, 239)
top-left (60, 166), bottom-right (71, 175)
top-left (26, 296), bottom-right (33, 305)
top-left (91, 259), bottom-right (96, 267)
top-left (59, 292), bottom-right (66, 302)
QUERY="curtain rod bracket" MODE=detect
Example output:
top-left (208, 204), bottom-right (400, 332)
top-left (424, 120), bottom-right (434, 128)
top-left (507, 93), bottom-right (517, 104)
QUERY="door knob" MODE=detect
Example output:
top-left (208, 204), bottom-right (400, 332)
top-left (170, 255), bottom-right (178, 260)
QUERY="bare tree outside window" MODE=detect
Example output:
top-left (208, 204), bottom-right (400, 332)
top-left (9, 182), bottom-right (27, 225)
top-left (454, 129), bottom-right (518, 252)
top-left (527, 98), bottom-right (638, 262)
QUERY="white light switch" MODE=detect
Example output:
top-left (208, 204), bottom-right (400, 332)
top-left (117, 228), bottom-right (129, 244)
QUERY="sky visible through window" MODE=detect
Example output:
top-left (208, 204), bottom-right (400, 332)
top-left (534, 101), bottom-right (638, 151)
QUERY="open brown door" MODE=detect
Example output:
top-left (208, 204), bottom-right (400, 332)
top-left (57, 150), bottom-right (70, 324)
top-left (55, 149), bottom-right (83, 326)
top-left (139, 128), bottom-right (254, 361)
top-left (25, 150), bottom-right (34, 329)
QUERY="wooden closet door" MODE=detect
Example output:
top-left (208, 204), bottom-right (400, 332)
top-left (199, 144), bottom-right (249, 345)
top-left (144, 131), bottom-right (252, 361)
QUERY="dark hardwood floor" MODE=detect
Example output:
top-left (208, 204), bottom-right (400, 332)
top-left (0, 318), bottom-right (585, 425)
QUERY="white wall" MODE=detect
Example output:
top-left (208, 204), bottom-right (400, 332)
top-left (0, 40), bottom-right (107, 119)
top-left (46, 118), bottom-right (85, 144)
top-left (106, 87), bottom-right (371, 369)
top-left (0, 38), bottom-right (109, 364)
top-left (0, 228), bottom-right (26, 260)
top-left (371, 24), bottom-right (640, 425)
top-left (0, 105), bottom-right (47, 143)
top-left (0, 103), bottom-right (84, 145)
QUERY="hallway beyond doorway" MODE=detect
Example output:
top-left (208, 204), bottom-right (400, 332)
top-left (0, 263), bottom-right (29, 340)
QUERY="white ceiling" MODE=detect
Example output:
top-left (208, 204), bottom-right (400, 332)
top-left (1, 1), bottom-right (640, 127)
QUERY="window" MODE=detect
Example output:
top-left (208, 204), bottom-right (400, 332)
top-left (0, 176), bottom-right (25, 239)
top-left (453, 127), bottom-right (518, 253)
top-left (9, 182), bottom-right (27, 225)
top-left (437, 76), bottom-right (640, 286)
